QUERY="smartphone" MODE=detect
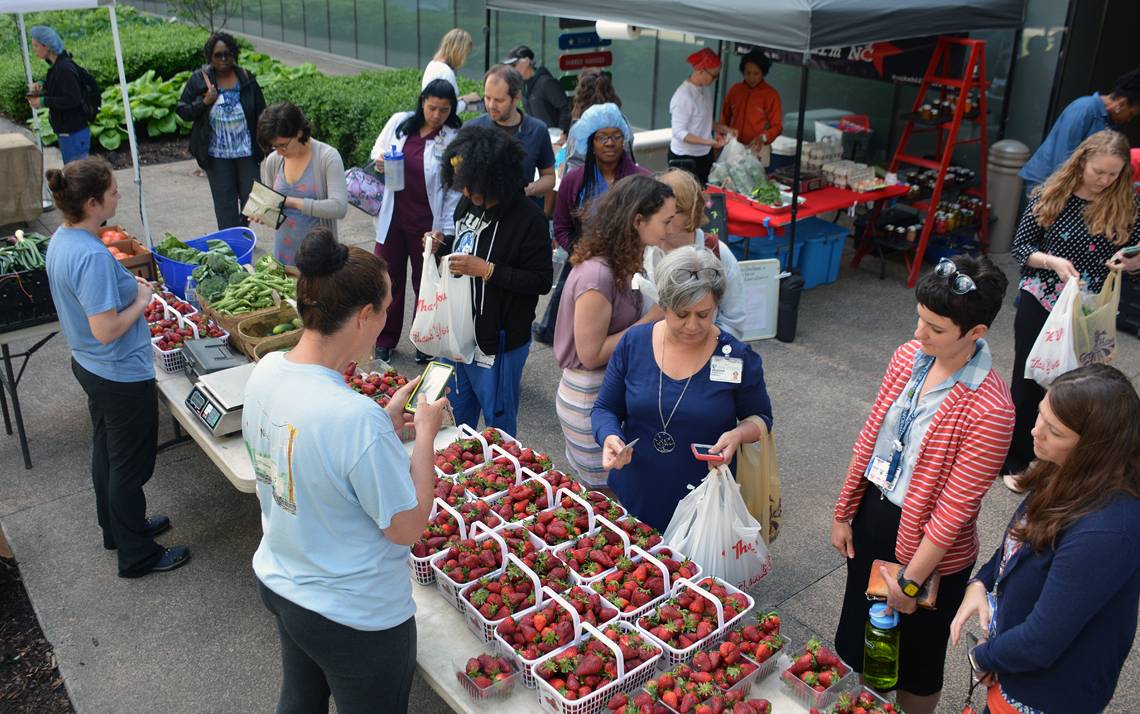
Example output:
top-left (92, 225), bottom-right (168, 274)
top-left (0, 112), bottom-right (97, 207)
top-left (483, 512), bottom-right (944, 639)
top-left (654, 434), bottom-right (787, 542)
top-left (1121, 245), bottom-right (1140, 257)
top-left (404, 361), bottom-right (454, 412)
top-left (691, 443), bottom-right (727, 463)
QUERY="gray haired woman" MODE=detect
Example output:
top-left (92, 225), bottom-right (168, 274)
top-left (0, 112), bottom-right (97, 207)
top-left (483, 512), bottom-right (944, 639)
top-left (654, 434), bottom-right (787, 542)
top-left (591, 246), bottom-right (774, 530)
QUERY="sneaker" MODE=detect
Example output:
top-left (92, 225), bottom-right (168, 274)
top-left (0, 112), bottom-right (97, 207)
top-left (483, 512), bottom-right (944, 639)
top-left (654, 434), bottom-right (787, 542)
top-left (374, 347), bottom-right (393, 362)
top-left (103, 514), bottom-right (172, 551)
top-left (414, 349), bottom-right (432, 364)
top-left (119, 545), bottom-right (190, 578)
top-left (1002, 473), bottom-right (1026, 494)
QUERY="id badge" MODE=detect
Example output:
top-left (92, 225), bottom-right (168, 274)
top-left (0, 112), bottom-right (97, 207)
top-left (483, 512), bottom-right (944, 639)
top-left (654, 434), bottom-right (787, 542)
top-left (433, 137), bottom-right (445, 160)
top-left (865, 455), bottom-right (897, 492)
top-left (474, 345), bottom-right (496, 369)
top-left (709, 356), bottom-right (743, 383)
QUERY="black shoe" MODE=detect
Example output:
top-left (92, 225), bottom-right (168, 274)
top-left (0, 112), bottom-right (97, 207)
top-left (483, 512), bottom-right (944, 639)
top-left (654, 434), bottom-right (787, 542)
top-left (118, 545), bottom-right (190, 578)
top-left (374, 347), bottom-right (393, 362)
top-left (103, 514), bottom-right (172, 551)
top-left (414, 349), bottom-right (432, 364)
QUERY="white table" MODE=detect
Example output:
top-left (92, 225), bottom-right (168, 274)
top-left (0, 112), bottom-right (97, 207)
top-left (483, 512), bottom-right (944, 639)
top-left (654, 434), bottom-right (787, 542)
top-left (0, 320), bottom-right (59, 469)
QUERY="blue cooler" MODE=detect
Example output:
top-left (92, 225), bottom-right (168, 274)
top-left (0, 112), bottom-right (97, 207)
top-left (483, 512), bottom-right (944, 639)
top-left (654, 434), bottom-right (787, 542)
top-left (728, 234), bottom-right (802, 271)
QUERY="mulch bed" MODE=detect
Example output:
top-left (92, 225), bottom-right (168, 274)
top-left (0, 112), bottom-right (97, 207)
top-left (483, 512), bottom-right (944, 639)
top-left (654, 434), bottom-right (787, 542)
top-left (0, 557), bottom-right (74, 713)
top-left (91, 134), bottom-right (194, 170)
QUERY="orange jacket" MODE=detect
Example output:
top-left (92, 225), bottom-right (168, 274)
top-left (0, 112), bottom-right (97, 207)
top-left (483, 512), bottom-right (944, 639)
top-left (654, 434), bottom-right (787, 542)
top-left (720, 80), bottom-right (782, 145)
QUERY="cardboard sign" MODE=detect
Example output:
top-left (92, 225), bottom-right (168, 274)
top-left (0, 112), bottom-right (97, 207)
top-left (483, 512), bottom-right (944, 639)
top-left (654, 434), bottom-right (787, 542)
top-left (559, 51), bottom-right (613, 71)
top-left (558, 32), bottom-right (612, 51)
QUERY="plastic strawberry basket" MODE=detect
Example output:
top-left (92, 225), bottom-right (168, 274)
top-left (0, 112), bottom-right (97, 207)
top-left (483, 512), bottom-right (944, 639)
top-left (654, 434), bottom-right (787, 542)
top-left (430, 521), bottom-right (508, 610)
top-left (776, 616), bottom-right (858, 711)
top-left (452, 652), bottom-right (522, 701)
top-left (460, 444), bottom-right (525, 503)
top-left (606, 546), bottom-right (702, 624)
top-left (493, 587), bottom-right (582, 689)
top-left (531, 620), bottom-right (663, 714)
top-left (638, 577), bottom-right (755, 669)
top-left (150, 309), bottom-right (200, 374)
top-left (461, 553), bottom-right (544, 643)
top-left (408, 498), bottom-right (470, 585)
top-left (434, 424), bottom-right (494, 481)
top-left (552, 514), bottom-right (631, 587)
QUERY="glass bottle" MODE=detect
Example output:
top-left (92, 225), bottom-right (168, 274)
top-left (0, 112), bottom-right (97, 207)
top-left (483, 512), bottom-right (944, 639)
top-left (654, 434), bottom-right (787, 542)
top-left (863, 602), bottom-right (900, 691)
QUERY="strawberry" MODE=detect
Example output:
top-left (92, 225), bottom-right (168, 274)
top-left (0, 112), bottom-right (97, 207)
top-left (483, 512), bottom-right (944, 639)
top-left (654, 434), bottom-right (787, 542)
top-left (520, 550), bottom-right (573, 593)
top-left (456, 651), bottom-right (516, 690)
top-left (462, 564), bottom-right (538, 621)
top-left (434, 538), bottom-right (503, 584)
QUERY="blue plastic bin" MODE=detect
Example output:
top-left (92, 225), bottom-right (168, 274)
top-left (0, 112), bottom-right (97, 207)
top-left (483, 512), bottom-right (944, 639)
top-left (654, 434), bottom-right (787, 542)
top-left (728, 234), bottom-right (803, 271)
top-left (794, 218), bottom-right (848, 289)
top-left (154, 227), bottom-right (256, 298)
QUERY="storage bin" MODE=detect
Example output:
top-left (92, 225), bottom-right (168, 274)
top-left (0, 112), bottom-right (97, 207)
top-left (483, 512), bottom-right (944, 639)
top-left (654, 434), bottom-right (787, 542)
top-left (0, 268), bottom-right (56, 334)
top-left (794, 218), bottom-right (848, 289)
top-left (154, 227), bottom-right (256, 299)
top-left (728, 234), bottom-right (802, 270)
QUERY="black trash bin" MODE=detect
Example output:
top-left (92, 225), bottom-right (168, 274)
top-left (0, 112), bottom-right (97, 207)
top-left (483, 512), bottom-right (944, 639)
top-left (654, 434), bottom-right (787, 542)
top-left (776, 272), bottom-right (804, 343)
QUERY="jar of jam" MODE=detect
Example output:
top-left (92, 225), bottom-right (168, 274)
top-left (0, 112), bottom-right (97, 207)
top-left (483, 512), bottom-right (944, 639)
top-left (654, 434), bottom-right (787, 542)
top-left (920, 104), bottom-right (934, 121)
top-left (906, 225), bottom-right (918, 242)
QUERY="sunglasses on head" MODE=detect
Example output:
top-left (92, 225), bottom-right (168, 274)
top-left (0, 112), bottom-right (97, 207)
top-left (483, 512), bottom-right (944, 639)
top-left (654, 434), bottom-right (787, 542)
top-left (934, 258), bottom-right (977, 295)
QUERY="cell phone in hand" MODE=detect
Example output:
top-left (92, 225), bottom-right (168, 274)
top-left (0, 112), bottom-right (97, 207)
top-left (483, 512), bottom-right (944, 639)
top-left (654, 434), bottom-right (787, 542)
top-left (1120, 244), bottom-right (1140, 257)
top-left (691, 443), bottom-right (727, 463)
top-left (404, 361), bottom-right (454, 413)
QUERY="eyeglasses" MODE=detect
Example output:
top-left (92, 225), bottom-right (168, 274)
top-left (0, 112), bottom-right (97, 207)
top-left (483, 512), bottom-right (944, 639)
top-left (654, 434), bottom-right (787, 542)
top-left (212, 51), bottom-right (233, 60)
top-left (934, 258), bottom-right (977, 295)
top-left (271, 137), bottom-right (295, 152)
top-left (593, 133), bottom-right (625, 146)
top-left (676, 268), bottom-right (720, 283)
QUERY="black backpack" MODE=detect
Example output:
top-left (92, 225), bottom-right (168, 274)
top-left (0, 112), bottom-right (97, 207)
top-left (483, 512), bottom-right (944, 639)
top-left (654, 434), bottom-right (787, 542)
top-left (71, 59), bottom-right (101, 123)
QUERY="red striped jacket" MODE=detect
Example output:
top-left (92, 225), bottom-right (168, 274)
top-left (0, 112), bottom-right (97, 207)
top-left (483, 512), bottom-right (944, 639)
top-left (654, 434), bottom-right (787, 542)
top-left (834, 340), bottom-right (1015, 575)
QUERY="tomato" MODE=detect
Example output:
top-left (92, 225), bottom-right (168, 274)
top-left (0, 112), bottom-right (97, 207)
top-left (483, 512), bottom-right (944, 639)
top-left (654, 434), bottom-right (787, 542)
top-left (101, 229), bottom-right (127, 243)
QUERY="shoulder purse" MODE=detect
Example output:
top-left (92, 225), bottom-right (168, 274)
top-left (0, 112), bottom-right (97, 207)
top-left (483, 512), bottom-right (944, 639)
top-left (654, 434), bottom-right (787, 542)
top-left (345, 160), bottom-right (385, 217)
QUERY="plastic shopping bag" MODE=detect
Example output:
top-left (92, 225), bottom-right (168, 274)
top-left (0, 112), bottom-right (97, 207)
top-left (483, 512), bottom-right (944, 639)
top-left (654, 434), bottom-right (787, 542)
top-left (663, 464), bottom-right (772, 591)
top-left (1073, 270), bottom-right (1120, 366)
top-left (1024, 277), bottom-right (1081, 387)
top-left (708, 137), bottom-right (767, 194)
top-left (409, 244), bottom-right (476, 363)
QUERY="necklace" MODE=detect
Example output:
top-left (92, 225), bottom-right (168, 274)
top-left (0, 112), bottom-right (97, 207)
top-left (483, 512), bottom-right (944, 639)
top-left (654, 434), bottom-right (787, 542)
top-left (655, 332), bottom-right (693, 453)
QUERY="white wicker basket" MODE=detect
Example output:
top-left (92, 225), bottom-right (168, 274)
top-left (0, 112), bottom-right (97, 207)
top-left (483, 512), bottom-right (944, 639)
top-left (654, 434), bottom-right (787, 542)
top-left (637, 577), bottom-right (755, 669)
top-left (493, 587), bottom-right (582, 689)
top-left (408, 499), bottom-right (468, 585)
top-left (430, 521), bottom-right (508, 610)
top-left (460, 553), bottom-right (544, 643)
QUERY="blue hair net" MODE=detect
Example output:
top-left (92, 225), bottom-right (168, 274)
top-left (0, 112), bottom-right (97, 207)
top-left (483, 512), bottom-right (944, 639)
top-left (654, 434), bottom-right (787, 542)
top-left (573, 103), bottom-right (632, 157)
top-left (30, 26), bottom-right (64, 55)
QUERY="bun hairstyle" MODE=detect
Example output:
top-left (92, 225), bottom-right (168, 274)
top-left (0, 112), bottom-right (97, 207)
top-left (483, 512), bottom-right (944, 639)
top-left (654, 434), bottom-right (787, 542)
top-left (45, 156), bottom-right (114, 224)
top-left (295, 227), bottom-right (390, 335)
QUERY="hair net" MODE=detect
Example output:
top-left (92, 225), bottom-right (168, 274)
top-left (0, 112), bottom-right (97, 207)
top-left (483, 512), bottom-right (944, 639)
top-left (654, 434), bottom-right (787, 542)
top-left (30, 26), bottom-right (64, 55)
top-left (573, 103), bottom-right (633, 157)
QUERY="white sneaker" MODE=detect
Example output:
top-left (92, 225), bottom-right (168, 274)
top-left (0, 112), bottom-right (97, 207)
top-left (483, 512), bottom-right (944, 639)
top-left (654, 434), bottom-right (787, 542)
top-left (1002, 473), bottom-right (1026, 494)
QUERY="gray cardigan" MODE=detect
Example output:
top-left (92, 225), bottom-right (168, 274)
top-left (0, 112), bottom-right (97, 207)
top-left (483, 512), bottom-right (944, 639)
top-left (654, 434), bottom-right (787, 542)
top-left (260, 139), bottom-right (348, 237)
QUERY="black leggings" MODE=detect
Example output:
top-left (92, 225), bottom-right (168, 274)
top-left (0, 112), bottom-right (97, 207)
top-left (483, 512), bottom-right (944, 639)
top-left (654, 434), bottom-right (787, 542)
top-left (1005, 291), bottom-right (1050, 474)
top-left (71, 359), bottom-right (163, 576)
top-left (205, 154), bottom-right (259, 230)
top-left (257, 580), bottom-right (417, 714)
top-left (668, 149), bottom-right (714, 186)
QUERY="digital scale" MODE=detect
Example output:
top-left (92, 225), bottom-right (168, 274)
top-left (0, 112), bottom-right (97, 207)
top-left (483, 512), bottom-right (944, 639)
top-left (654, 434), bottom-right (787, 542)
top-left (183, 337), bottom-right (249, 382)
top-left (185, 361), bottom-right (257, 437)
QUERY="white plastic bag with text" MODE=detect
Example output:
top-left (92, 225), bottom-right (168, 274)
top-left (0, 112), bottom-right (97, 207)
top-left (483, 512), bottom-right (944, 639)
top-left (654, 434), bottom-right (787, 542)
top-left (1024, 277), bottom-right (1080, 387)
top-left (409, 244), bottom-right (476, 363)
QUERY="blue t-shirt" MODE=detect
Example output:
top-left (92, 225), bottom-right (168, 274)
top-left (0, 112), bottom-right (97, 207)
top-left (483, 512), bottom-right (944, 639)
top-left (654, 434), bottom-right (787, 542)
top-left (468, 111), bottom-right (555, 210)
top-left (207, 83), bottom-right (252, 159)
top-left (243, 352), bottom-right (419, 631)
top-left (45, 225), bottom-right (153, 382)
top-left (592, 323), bottom-right (773, 531)
top-left (1020, 93), bottom-right (1116, 186)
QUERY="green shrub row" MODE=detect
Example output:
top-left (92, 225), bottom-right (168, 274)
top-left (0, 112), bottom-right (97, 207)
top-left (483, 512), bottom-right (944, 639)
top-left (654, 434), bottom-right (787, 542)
top-left (263, 68), bottom-right (481, 168)
top-left (0, 6), bottom-right (160, 52)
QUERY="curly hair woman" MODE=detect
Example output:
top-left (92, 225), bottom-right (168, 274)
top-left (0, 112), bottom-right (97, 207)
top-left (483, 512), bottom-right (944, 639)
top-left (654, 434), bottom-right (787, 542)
top-left (1003, 129), bottom-right (1140, 485)
top-left (952, 364), bottom-right (1140, 714)
top-left (425, 125), bottom-right (552, 436)
top-left (552, 175), bottom-right (673, 485)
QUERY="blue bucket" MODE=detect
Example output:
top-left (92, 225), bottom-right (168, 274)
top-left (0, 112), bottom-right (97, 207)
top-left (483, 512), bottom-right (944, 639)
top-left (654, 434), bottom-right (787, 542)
top-left (154, 227), bottom-right (256, 298)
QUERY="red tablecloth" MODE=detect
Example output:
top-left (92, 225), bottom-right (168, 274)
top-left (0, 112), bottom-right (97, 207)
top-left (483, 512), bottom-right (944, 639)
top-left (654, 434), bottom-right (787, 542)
top-left (707, 184), bottom-right (909, 237)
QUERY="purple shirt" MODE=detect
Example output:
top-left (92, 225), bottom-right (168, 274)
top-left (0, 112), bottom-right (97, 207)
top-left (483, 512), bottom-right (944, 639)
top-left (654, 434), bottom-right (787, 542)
top-left (553, 257), bottom-right (643, 370)
top-left (391, 129), bottom-right (437, 234)
top-left (554, 153), bottom-right (650, 252)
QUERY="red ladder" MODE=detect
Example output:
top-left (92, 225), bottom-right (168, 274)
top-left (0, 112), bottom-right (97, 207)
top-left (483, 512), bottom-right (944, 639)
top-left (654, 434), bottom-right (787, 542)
top-left (852, 37), bottom-right (990, 287)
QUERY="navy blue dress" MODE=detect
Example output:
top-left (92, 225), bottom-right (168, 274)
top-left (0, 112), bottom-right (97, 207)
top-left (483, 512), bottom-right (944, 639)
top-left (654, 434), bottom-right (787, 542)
top-left (592, 323), bottom-right (773, 531)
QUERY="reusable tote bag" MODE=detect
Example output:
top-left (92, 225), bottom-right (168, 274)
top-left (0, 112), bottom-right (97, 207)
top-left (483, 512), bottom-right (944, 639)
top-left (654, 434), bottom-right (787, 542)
top-left (1073, 270), bottom-right (1120, 366)
top-left (735, 416), bottom-right (782, 544)
top-left (1025, 277), bottom-right (1080, 387)
top-left (409, 243), bottom-right (476, 363)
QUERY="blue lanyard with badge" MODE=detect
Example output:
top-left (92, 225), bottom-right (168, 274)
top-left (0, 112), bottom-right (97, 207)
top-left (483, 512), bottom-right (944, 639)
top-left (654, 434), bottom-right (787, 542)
top-left (865, 359), bottom-right (933, 493)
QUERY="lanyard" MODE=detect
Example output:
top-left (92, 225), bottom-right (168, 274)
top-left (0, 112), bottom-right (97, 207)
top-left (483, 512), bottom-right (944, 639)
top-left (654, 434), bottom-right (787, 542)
top-left (887, 358), bottom-right (934, 481)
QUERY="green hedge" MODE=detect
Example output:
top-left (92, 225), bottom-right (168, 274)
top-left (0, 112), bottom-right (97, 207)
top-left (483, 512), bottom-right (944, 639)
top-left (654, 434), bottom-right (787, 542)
top-left (263, 68), bottom-right (481, 168)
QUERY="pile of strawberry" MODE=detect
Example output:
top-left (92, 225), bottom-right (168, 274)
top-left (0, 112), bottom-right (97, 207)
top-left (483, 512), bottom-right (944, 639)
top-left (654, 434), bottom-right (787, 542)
top-left (493, 479), bottom-right (552, 523)
top-left (410, 500), bottom-right (500, 559)
top-left (591, 549), bottom-right (698, 613)
top-left (144, 298), bottom-right (167, 324)
top-left (638, 578), bottom-right (750, 652)
top-left (828, 690), bottom-right (899, 714)
top-left (458, 652), bottom-right (517, 691)
top-left (560, 530), bottom-right (626, 579)
top-left (498, 525), bottom-right (540, 561)
top-left (434, 435), bottom-right (487, 476)
top-left (527, 506), bottom-right (592, 547)
top-left (518, 550), bottom-right (573, 593)
top-left (433, 538), bottom-right (503, 584)
top-left (584, 491), bottom-right (628, 522)
top-left (724, 611), bottom-right (785, 664)
top-left (158, 290), bottom-right (195, 315)
top-left (609, 691), bottom-right (770, 714)
top-left (692, 642), bottom-right (758, 691)
top-left (496, 440), bottom-right (554, 473)
top-left (536, 625), bottom-right (660, 701)
top-left (561, 585), bottom-right (619, 626)
top-left (782, 637), bottom-right (849, 693)
top-left (624, 664), bottom-right (772, 713)
top-left (539, 470), bottom-right (585, 494)
top-left (433, 478), bottom-right (468, 507)
top-left (183, 312), bottom-right (227, 339)
top-left (463, 563), bottom-right (539, 621)
top-left (152, 321), bottom-right (197, 351)
top-left (458, 462), bottom-right (516, 498)
top-left (613, 518), bottom-right (663, 550)
top-left (343, 367), bottom-right (408, 407)
top-left (496, 601), bottom-right (579, 661)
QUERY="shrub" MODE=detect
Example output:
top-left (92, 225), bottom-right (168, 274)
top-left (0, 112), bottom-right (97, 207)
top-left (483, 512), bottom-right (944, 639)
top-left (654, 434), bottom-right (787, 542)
top-left (263, 68), bottom-right (481, 167)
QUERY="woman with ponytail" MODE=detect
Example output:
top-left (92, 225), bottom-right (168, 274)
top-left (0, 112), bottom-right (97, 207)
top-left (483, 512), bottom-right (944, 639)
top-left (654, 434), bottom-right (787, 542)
top-left (44, 157), bottom-right (189, 578)
top-left (242, 227), bottom-right (448, 713)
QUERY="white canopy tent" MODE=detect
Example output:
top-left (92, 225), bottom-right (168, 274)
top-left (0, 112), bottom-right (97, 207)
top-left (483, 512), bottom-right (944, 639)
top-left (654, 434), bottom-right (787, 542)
top-left (2, 0), bottom-right (152, 247)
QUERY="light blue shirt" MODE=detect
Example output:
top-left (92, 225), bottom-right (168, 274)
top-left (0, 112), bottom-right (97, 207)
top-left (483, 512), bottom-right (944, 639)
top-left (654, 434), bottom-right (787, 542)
top-left (1019, 93), bottom-right (1115, 186)
top-left (243, 352), bottom-right (419, 631)
top-left (45, 226), bottom-right (153, 382)
top-left (870, 340), bottom-right (993, 507)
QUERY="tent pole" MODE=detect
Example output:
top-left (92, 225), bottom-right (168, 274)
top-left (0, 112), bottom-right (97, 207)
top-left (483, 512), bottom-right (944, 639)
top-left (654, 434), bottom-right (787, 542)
top-left (17, 13), bottom-right (52, 211)
top-left (484, 8), bottom-right (492, 72)
top-left (108, 2), bottom-right (152, 250)
top-left (787, 59), bottom-right (809, 259)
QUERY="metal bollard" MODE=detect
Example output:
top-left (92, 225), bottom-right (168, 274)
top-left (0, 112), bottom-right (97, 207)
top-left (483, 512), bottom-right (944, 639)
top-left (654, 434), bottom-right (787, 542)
top-left (987, 140), bottom-right (1031, 254)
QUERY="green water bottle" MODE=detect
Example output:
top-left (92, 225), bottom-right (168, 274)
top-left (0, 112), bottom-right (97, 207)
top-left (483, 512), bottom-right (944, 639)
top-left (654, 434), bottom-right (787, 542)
top-left (863, 602), bottom-right (900, 691)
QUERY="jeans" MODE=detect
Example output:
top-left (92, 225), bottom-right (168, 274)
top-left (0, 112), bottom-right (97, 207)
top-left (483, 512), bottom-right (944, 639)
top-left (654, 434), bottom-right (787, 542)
top-left (70, 359), bottom-right (163, 576)
top-left (205, 154), bottom-right (260, 230)
top-left (58, 127), bottom-right (91, 165)
top-left (444, 333), bottom-right (530, 435)
top-left (257, 580), bottom-right (417, 714)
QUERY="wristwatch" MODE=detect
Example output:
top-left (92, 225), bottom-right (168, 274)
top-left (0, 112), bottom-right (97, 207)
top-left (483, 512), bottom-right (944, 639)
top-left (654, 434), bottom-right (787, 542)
top-left (897, 570), bottom-right (922, 599)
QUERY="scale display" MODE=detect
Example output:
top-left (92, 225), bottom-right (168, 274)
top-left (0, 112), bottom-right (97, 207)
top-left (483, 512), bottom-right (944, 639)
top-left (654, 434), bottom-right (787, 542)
top-left (185, 384), bottom-right (243, 436)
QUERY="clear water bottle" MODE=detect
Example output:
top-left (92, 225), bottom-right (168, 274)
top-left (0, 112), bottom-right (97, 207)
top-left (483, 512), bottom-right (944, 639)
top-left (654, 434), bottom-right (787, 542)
top-left (383, 144), bottom-right (405, 192)
top-left (551, 246), bottom-right (567, 288)
top-left (863, 602), bottom-right (900, 691)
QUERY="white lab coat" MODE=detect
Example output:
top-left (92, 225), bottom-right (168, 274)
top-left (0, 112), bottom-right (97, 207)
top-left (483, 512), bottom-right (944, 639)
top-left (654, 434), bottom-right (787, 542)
top-left (370, 112), bottom-right (461, 245)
